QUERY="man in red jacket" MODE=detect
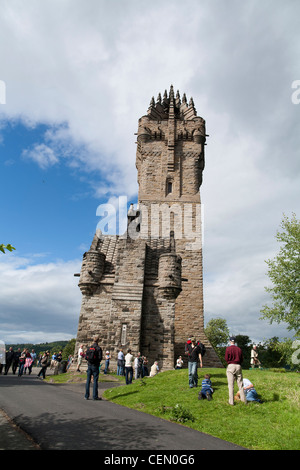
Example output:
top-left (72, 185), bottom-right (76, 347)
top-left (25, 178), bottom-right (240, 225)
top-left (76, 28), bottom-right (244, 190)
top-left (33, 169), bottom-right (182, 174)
top-left (225, 336), bottom-right (246, 405)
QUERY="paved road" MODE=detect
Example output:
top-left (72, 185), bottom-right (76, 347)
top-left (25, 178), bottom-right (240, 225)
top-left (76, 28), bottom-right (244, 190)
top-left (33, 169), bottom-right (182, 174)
top-left (0, 369), bottom-right (246, 451)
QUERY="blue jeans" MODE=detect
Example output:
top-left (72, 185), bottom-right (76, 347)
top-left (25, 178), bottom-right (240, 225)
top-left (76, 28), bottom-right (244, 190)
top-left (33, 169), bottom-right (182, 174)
top-left (18, 363), bottom-right (24, 376)
top-left (125, 366), bottom-right (133, 385)
top-left (104, 359), bottom-right (109, 374)
top-left (188, 361), bottom-right (198, 387)
top-left (245, 388), bottom-right (261, 402)
top-left (85, 364), bottom-right (99, 399)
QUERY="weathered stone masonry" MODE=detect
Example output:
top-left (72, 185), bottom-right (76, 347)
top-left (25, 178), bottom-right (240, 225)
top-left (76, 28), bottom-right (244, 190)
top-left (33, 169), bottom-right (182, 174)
top-left (74, 86), bottom-right (222, 369)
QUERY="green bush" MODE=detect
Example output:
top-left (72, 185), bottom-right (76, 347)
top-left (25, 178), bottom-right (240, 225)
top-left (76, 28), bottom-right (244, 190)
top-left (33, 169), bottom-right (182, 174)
top-left (169, 403), bottom-right (195, 423)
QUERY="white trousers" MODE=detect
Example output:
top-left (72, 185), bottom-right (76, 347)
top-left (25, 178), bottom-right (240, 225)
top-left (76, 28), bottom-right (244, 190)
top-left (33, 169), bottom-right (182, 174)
top-left (226, 363), bottom-right (246, 405)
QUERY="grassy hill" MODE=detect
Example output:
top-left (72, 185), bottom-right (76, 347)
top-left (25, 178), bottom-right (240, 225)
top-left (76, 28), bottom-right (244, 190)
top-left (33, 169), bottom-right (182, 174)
top-left (101, 367), bottom-right (300, 450)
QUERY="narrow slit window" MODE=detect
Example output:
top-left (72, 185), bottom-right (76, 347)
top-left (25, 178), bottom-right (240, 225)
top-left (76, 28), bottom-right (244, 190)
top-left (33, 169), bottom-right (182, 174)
top-left (167, 181), bottom-right (172, 194)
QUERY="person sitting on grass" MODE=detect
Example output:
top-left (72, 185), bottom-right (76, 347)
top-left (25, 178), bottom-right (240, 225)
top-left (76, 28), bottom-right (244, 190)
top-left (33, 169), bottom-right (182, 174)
top-left (149, 361), bottom-right (159, 377)
top-left (198, 374), bottom-right (214, 401)
top-left (235, 378), bottom-right (263, 403)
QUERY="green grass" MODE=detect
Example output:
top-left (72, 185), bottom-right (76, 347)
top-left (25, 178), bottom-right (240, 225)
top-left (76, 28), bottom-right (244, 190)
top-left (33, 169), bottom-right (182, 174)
top-left (102, 368), bottom-right (300, 450)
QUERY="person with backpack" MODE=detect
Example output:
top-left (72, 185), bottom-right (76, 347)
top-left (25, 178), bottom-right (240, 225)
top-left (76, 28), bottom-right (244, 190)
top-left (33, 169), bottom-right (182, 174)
top-left (84, 336), bottom-right (103, 400)
top-left (185, 337), bottom-right (203, 388)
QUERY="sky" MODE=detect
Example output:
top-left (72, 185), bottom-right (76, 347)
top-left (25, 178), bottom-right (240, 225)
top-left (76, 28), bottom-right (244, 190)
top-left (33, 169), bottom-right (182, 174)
top-left (0, 0), bottom-right (299, 346)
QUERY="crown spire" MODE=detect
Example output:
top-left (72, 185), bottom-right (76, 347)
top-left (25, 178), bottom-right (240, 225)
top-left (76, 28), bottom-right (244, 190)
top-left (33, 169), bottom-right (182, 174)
top-left (147, 86), bottom-right (198, 120)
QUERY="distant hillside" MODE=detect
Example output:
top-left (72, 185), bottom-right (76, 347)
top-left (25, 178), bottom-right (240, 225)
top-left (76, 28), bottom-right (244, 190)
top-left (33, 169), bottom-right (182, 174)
top-left (5, 340), bottom-right (71, 356)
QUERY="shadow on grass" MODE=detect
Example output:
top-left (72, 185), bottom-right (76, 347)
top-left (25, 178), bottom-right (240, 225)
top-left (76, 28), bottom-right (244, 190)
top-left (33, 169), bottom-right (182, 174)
top-left (107, 389), bottom-right (140, 400)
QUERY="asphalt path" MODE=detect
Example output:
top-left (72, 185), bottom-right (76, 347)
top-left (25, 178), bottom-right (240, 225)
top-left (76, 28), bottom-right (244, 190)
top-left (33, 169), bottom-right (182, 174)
top-left (0, 368), bottom-right (246, 452)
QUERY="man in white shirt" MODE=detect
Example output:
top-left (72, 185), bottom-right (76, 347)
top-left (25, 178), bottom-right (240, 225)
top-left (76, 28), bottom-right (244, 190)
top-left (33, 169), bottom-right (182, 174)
top-left (125, 349), bottom-right (134, 385)
top-left (76, 344), bottom-right (84, 372)
top-left (134, 352), bottom-right (142, 379)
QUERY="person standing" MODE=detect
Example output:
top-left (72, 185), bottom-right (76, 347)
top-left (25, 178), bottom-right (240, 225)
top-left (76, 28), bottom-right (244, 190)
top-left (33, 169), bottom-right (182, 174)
top-left (142, 356), bottom-right (149, 377)
top-left (104, 351), bottom-right (110, 374)
top-left (29, 349), bottom-right (36, 374)
top-left (186, 337), bottom-right (203, 388)
top-left (18, 350), bottom-right (26, 377)
top-left (134, 352), bottom-right (143, 379)
top-left (24, 349), bottom-right (33, 374)
top-left (250, 345), bottom-right (261, 369)
top-left (117, 349), bottom-right (125, 376)
top-left (4, 347), bottom-right (14, 375)
top-left (124, 349), bottom-right (134, 385)
top-left (76, 344), bottom-right (84, 372)
top-left (84, 336), bottom-right (103, 400)
top-left (37, 351), bottom-right (50, 379)
top-left (12, 348), bottom-right (21, 374)
top-left (225, 336), bottom-right (246, 405)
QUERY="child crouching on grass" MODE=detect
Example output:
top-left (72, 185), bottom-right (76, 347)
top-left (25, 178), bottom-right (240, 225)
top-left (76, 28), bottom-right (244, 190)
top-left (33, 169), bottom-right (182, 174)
top-left (198, 374), bottom-right (214, 401)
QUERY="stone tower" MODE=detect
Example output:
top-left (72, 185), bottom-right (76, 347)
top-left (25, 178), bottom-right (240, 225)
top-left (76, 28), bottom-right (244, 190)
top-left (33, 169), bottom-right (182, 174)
top-left (74, 86), bottom-right (222, 369)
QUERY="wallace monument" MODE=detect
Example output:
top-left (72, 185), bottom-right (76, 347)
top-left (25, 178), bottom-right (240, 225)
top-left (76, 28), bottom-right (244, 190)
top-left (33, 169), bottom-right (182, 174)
top-left (74, 86), bottom-right (222, 369)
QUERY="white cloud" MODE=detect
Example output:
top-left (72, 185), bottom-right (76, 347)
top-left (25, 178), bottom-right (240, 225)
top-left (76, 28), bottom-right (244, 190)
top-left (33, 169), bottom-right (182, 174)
top-left (0, 254), bottom-right (82, 344)
top-left (22, 143), bottom-right (58, 169)
top-left (0, 0), bottom-right (299, 343)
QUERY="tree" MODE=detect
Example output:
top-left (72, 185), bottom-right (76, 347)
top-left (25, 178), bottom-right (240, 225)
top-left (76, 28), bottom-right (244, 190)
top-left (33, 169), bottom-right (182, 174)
top-left (0, 244), bottom-right (15, 254)
top-left (204, 318), bottom-right (229, 348)
top-left (260, 213), bottom-right (300, 336)
top-left (204, 318), bottom-right (230, 367)
top-left (62, 338), bottom-right (76, 360)
top-left (260, 336), bottom-right (292, 369)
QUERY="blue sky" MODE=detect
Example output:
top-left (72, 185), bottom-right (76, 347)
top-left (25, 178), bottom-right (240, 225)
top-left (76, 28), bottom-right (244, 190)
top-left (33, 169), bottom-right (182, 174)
top-left (1, 121), bottom-right (102, 260)
top-left (0, 0), bottom-right (299, 345)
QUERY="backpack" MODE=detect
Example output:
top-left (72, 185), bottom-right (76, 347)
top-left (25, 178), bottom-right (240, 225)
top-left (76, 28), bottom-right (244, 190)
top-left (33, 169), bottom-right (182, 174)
top-left (200, 343), bottom-right (206, 357)
top-left (185, 339), bottom-right (206, 357)
top-left (85, 347), bottom-right (98, 364)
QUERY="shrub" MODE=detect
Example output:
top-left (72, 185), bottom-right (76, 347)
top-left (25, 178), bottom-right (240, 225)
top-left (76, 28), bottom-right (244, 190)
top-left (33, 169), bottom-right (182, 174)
top-left (169, 404), bottom-right (195, 423)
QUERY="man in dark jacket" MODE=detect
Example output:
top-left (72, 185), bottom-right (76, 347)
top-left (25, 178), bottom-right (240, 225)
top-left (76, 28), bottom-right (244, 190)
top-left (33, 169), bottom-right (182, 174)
top-left (225, 336), bottom-right (246, 405)
top-left (186, 337), bottom-right (203, 388)
top-left (85, 336), bottom-right (103, 401)
top-left (12, 348), bottom-right (21, 374)
top-left (4, 347), bottom-right (15, 375)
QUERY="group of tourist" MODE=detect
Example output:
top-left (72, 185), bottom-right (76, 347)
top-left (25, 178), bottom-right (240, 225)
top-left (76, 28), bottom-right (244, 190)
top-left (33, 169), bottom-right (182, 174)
top-left (116, 349), bottom-right (155, 380)
top-left (0, 347), bottom-right (37, 376)
top-left (1, 336), bottom-right (262, 405)
top-left (0, 336), bottom-right (261, 404)
top-left (183, 335), bottom-right (262, 404)
top-left (77, 343), bottom-right (158, 380)
top-left (83, 337), bottom-right (161, 400)
top-left (0, 347), bottom-right (72, 380)
top-left (82, 334), bottom-right (263, 403)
